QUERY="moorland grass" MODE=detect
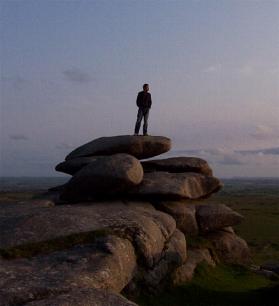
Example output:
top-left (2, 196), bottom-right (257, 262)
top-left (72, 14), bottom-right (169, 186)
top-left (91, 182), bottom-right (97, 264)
top-left (136, 264), bottom-right (278, 306)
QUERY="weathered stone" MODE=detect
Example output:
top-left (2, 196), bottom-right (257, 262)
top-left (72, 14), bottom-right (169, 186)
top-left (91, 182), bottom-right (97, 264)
top-left (0, 200), bottom-right (55, 219)
top-left (155, 201), bottom-right (198, 236)
top-left (25, 288), bottom-right (138, 306)
top-left (0, 201), bottom-right (175, 268)
top-left (123, 200), bottom-right (155, 212)
top-left (205, 231), bottom-right (250, 265)
top-left (220, 226), bottom-right (235, 234)
top-left (0, 236), bottom-right (136, 305)
top-left (60, 154), bottom-right (143, 201)
top-left (196, 204), bottom-right (243, 233)
top-left (142, 157), bottom-right (213, 176)
top-left (55, 156), bottom-right (103, 175)
top-left (171, 248), bottom-right (216, 285)
top-left (130, 172), bottom-right (222, 199)
top-left (65, 135), bottom-right (171, 160)
top-left (143, 229), bottom-right (187, 290)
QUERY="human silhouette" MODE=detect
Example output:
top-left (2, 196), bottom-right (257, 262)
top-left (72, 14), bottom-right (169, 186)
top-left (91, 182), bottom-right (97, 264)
top-left (134, 83), bottom-right (152, 136)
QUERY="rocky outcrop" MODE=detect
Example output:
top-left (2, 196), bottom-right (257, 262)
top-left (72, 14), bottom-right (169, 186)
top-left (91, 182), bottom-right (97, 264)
top-left (60, 154), bottom-right (143, 201)
top-left (0, 201), bottom-right (175, 269)
top-left (142, 157), bottom-right (213, 176)
top-left (0, 236), bottom-right (136, 305)
top-left (0, 134), bottom-right (251, 305)
top-left (25, 288), bottom-right (138, 306)
top-left (154, 201), bottom-right (199, 236)
top-left (196, 203), bottom-right (244, 233)
top-left (205, 230), bottom-right (251, 265)
top-left (130, 172), bottom-right (221, 199)
top-left (65, 135), bottom-right (171, 160)
top-left (171, 248), bottom-right (216, 285)
top-left (55, 156), bottom-right (104, 175)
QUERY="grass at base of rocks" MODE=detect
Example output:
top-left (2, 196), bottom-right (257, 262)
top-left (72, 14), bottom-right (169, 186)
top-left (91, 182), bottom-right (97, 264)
top-left (0, 229), bottom-right (110, 259)
top-left (135, 263), bottom-right (278, 306)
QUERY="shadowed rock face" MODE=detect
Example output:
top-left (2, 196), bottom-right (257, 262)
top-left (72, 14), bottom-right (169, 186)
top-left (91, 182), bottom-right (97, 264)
top-left (60, 154), bottom-right (143, 201)
top-left (0, 201), bottom-right (175, 268)
top-left (25, 288), bottom-right (138, 306)
top-left (205, 230), bottom-right (251, 265)
top-left (154, 201), bottom-right (199, 236)
top-left (0, 201), bottom-right (185, 305)
top-left (55, 156), bottom-right (103, 175)
top-left (171, 248), bottom-right (216, 285)
top-left (196, 203), bottom-right (244, 233)
top-left (140, 229), bottom-right (187, 291)
top-left (0, 236), bottom-right (137, 305)
top-left (65, 135), bottom-right (171, 160)
top-left (142, 157), bottom-right (213, 176)
top-left (129, 172), bottom-right (222, 199)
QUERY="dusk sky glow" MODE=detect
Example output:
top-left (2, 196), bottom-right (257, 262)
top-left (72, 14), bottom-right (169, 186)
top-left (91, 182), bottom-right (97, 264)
top-left (1, 0), bottom-right (279, 177)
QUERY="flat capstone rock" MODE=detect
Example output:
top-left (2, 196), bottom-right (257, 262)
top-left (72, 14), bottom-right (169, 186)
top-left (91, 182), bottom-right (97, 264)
top-left (65, 135), bottom-right (171, 160)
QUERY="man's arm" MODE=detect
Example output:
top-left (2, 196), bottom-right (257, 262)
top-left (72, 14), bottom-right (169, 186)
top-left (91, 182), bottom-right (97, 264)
top-left (136, 92), bottom-right (141, 107)
top-left (148, 93), bottom-right (152, 108)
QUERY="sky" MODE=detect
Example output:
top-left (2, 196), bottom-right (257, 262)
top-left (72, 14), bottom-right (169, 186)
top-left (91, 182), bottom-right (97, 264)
top-left (1, 0), bottom-right (279, 177)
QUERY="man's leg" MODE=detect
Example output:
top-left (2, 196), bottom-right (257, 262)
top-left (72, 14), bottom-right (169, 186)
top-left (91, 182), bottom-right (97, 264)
top-left (143, 109), bottom-right (150, 135)
top-left (134, 108), bottom-right (143, 135)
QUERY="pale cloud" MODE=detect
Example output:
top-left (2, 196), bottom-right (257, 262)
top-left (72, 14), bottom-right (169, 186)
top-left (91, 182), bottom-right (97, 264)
top-left (219, 154), bottom-right (245, 165)
top-left (236, 64), bottom-right (254, 77)
top-left (239, 147), bottom-right (279, 155)
top-left (168, 146), bottom-right (279, 167)
top-left (250, 125), bottom-right (276, 140)
top-left (202, 64), bottom-right (222, 73)
top-left (9, 134), bottom-right (29, 141)
top-left (1, 76), bottom-right (29, 90)
top-left (56, 142), bottom-right (75, 150)
top-left (63, 67), bottom-right (92, 83)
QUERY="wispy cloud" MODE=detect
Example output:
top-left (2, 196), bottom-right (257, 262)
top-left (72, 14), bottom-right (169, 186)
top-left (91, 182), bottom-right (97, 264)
top-left (168, 146), bottom-right (279, 167)
top-left (236, 64), bottom-right (254, 77)
top-left (250, 125), bottom-right (277, 140)
top-left (62, 67), bottom-right (92, 83)
top-left (56, 142), bottom-right (74, 150)
top-left (238, 147), bottom-right (279, 155)
top-left (202, 64), bottom-right (222, 73)
top-left (1, 76), bottom-right (29, 90)
top-left (9, 134), bottom-right (29, 141)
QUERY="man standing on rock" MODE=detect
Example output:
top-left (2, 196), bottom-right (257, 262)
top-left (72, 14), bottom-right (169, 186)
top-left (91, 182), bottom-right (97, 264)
top-left (134, 83), bottom-right (152, 136)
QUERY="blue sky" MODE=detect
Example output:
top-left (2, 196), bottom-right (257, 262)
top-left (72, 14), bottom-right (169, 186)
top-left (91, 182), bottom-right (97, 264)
top-left (1, 0), bottom-right (279, 177)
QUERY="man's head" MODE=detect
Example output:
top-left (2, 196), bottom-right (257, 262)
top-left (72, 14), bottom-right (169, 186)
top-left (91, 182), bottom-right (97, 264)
top-left (143, 83), bottom-right (149, 92)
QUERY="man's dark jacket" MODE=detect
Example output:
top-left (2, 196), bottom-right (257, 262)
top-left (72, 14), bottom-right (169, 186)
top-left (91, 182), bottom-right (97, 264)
top-left (136, 91), bottom-right (152, 108)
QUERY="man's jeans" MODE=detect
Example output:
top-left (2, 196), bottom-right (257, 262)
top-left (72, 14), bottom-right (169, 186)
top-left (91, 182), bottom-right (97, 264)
top-left (134, 107), bottom-right (150, 135)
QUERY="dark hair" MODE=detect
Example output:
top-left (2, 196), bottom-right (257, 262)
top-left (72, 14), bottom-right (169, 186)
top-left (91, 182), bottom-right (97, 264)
top-left (143, 83), bottom-right (149, 89)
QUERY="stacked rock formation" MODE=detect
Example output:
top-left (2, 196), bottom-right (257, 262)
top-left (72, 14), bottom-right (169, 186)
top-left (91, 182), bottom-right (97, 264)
top-left (55, 135), bottom-right (221, 201)
top-left (0, 135), bottom-right (250, 306)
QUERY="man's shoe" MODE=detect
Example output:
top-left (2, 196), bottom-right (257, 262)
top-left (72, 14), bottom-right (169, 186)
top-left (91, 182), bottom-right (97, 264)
top-left (134, 133), bottom-right (139, 136)
top-left (143, 133), bottom-right (149, 136)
